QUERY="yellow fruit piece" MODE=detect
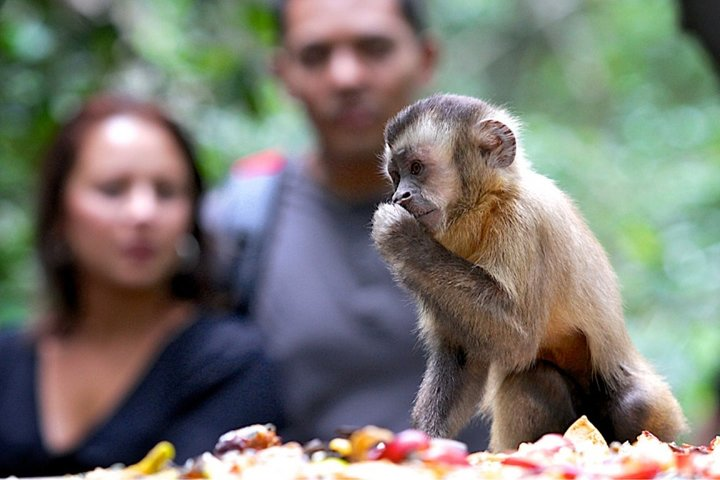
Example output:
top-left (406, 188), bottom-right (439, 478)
top-left (348, 425), bottom-right (394, 462)
top-left (329, 438), bottom-right (353, 457)
top-left (126, 441), bottom-right (176, 474)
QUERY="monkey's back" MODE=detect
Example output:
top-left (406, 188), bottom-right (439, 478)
top-left (500, 169), bottom-right (639, 383)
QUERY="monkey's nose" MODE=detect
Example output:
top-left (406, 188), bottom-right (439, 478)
top-left (392, 190), bottom-right (412, 205)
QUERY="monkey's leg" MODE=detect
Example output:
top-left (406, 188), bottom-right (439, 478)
top-left (490, 361), bottom-right (578, 452)
top-left (601, 369), bottom-right (686, 443)
top-left (412, 344), bottom-right (488, 439)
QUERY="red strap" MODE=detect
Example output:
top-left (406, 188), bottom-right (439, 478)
top-left (231, 149), bottom-right (286, 178)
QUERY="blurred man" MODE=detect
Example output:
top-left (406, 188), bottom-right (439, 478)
top-left (203, 0), bottom-right (490, 450)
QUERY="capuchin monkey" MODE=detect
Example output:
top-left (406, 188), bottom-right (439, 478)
top-left (371, 93), bottom-right (687, 452)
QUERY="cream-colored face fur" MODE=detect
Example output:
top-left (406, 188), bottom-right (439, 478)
top-left (383, 112), bottom-right (462, 233)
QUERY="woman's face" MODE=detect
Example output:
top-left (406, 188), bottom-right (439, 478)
top-left (61, 114), bottom-right (194, 293)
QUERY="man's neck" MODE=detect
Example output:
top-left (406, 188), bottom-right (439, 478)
top-left (304, 149), bottom-right (391, 203)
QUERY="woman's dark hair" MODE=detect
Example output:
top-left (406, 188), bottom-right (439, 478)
top-left (270, 0), bottom-right (429, 40)
top-left (36, 93), bottom-right (210, 332)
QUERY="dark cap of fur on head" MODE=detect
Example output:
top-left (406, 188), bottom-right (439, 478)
top-left (384, 94), bottom-right (493, 147)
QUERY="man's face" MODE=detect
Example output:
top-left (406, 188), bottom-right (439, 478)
top-left (275, 0), bottom-right (436, 161)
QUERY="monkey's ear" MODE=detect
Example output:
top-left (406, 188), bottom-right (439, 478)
top-left (473, 119), bottom-right (516, 169)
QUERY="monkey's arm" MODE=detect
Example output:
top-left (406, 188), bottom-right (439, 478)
top-left (411, 339), bottom-right (490, 438)
top-left (372, 202), bottom-right (535, 437)
top-left (372, 203), bottom-right (534, 355)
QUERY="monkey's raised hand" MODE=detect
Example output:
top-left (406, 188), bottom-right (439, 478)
top-left (372, 201), bottom-right (496, 441)
top-left (371, 202), bottom-right (431, 262)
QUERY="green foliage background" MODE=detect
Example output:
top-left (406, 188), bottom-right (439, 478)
top-left (1, 0), bottom-right (719, 439)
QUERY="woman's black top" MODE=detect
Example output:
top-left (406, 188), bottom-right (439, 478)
top-left (0, 312), bottom-right (285, 477)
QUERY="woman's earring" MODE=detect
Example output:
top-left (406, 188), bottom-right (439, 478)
top-left (176, 234), bottom-right (200, 273)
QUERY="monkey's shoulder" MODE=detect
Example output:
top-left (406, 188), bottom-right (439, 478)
top-left (515, 171), bottom-right (593, 229)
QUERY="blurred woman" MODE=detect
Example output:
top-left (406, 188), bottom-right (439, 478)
top-left (0, 94), bottom-right (284, 476)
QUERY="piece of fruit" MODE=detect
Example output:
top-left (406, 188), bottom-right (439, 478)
top-left (379, 429), bottom-right (431, 463)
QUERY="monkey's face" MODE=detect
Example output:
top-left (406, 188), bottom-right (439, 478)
top-left (383, 95), bottom-right (521, 234)
top-left (383, 137), bottom-right (460, 235)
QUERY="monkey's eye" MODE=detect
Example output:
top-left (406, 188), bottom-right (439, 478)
top-left (409, 161), bottom-right (423, 176)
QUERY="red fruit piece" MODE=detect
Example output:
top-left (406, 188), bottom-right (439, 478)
top-left (380, 429), bottom-right (431, 463)
top-left (501, 456), bottom-right (544, 472)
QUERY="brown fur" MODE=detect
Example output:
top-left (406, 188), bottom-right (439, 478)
top-left (372, 93), bottom-right (686, 451)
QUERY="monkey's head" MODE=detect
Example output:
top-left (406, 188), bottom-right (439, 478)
top-left (381, 93), bottom-right (521, 235)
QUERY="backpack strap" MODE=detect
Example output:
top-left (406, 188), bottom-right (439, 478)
top-left (201, 150), bottom-right (288, 315)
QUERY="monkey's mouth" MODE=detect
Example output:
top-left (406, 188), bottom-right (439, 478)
top-left (401, 205), bottom-right (440, 227)
top-left (414, 209), bottom-right (437, 219)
